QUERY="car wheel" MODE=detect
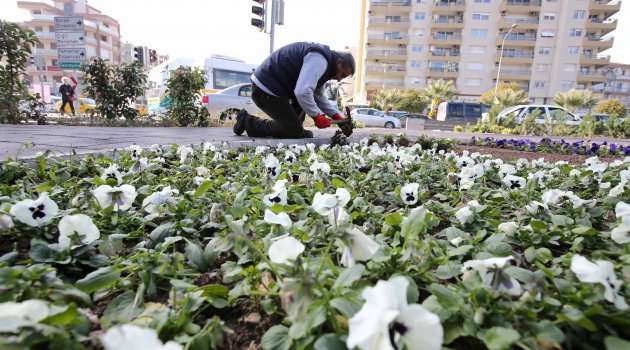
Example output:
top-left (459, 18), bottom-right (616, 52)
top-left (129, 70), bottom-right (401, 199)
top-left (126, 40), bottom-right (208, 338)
top-left (220, 109), bottom-right (239, 121)
top-left (384, 121), bottom-right (395, 129)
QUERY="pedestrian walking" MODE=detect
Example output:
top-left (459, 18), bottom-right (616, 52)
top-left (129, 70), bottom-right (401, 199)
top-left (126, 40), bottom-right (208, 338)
top-left (233, 42), bottom-right (355, 139)
top-left (59, 77), bottom-right (76, 115)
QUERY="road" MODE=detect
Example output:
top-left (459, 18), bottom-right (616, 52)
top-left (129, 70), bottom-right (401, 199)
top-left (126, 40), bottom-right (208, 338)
top-left (1, 124), bottom-right (629, 161)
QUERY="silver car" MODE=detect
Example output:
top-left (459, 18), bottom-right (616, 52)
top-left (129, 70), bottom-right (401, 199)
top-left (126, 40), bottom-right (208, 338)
top-left (204, 83), bottom-right (262, 120)
top-left (350, 108), bottom-right (402, 128)
top-left (496, 105), bottom-right (579, 125)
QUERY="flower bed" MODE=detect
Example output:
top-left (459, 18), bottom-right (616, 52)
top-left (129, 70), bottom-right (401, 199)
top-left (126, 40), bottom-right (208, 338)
top-left (0, 139), bottom-right (629, 350)
top-left (471, 136), bottom-right (630, 157)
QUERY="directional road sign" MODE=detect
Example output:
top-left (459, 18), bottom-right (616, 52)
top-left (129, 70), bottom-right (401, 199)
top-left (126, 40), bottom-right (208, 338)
top-left (55, 32), bottom-right (85, 46)
top-left (59, 62), bottom-right (82, 70)
top-left (54, 16), bottom-right (84, 31)
top-left (57, 48), bottom-right (86, 62)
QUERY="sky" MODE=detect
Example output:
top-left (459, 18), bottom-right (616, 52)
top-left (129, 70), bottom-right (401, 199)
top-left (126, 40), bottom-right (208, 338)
top-left (2, 0), bottom-right (629, 65)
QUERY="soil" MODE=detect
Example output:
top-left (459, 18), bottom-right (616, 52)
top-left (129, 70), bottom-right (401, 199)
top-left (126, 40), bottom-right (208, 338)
top-left (454, 144), bottom-right (625, 165)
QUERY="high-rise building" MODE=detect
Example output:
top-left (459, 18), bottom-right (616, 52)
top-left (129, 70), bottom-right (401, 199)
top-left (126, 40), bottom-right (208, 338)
top-left (16, 0), bottom-right (121, 94)
top-left (356, 0), bottom-right (620, 103)
top-left (593, 62), bottom-right (630, 109)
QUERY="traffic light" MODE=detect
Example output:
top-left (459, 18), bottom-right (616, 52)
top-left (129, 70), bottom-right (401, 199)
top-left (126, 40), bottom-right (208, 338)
top-left (251, 0), bottom-right (266, 32)
top-left (134, 46), bottom-right (144, 64)
top-left (149, 49), bottom-right (157, 63)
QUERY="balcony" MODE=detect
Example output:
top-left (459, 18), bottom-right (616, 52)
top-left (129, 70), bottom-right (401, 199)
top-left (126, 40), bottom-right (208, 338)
top-left (579, 53), bottom-right (611, 66)
top-left (583, 36), bottom-right (614, 49)
top-left (369, 16), bottom-right (410, 29)
top-left (577, 71), bottom-right (606, 83)
top-left (367, 33), bottom-right (409, 44)
top-left (430, 51), bottom-right (461, 61)
top-left (432, 1), bottom-right (466, 13)
top-left (34, 31), bottom-right (55, 39)
top-left (498, 34), bottom-right (537, 47)
top-left (589, 0), bottom-right (622, 13)
top-left (370, 0), bottom-right (412, 14)
top-left (432, 18), bottom-right (465, 29)
top-left (495, 51), bottom-right (535, 64)
top-left (365, 80), bottom-right (405, 89)
top-left (586, 18), bottom-right (618, 34)
top-left (499, 18), bottom-right (539, 30)
top-left (366, 63), bottom-right (407, 76)
top-left (493, 68), bottom-right (532, 80)
top-left (366, 49), bottom-right (408, 60)
top-left (426, 66), bottom-right (459, 79)
top-left (428, 33), bottom-right (462, 45)
top-left (500, 0), bottom-right (542, 12)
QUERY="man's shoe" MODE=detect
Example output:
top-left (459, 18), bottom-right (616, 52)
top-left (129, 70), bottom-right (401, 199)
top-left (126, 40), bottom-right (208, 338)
top-left (300, 130), bottom-right (314, 138)
top-left (233, 109), bottom-right (248, 136)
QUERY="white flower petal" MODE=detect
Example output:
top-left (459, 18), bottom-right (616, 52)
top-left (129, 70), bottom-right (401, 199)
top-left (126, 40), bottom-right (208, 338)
top-left (264, 209), bottom-right (292, 229)
top-left (397, 304), bottom-right (443, 350)
top-left (100, 324), bottom-right (182, 350)
top-left (58, 214), bottom-right (100, 249)
top-left (10, 193), bottom-right (58, 227)
top-left (268, 236), bottom-right (304, 265)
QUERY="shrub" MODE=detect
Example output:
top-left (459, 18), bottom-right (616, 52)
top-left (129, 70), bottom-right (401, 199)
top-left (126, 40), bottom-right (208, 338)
top-left (594, 99), bottom-right (627, 118)
top-left (453, 125), bottom-right (464, 132)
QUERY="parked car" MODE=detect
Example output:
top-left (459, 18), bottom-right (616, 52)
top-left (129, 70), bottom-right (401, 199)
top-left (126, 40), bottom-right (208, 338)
top-left (398, 113), bottom-right (429, 120)
top-left (56, 98), bottom-right (96, 114)
top-left (436, 101), bottom-right (491, 122)
top-left (574, 113), bottom-right (612, 123)
top-left (496, 105), bottom-right (579, 125)
top-left (204, 83), bottom-right (262, 121)
top-left (386, 111), bottom-right (408, 119)
top-left (350, 108), bottom-right (402, 128)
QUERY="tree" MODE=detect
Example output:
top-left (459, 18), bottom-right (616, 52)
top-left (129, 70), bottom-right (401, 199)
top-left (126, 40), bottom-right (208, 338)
top-left (395, 89), bottom-right (428, 113)
top-left (166, 66), bottom-right (209, 126)
top-left (81, 58), bottom-right (146, 120)
top-left (369, 89), bottom-right (403, 114)
top-left (493, 88), bottom-right (529, 110)
top-left (0, 20), bottom-right (39, 124)
top-left (593, 99), bottom-right (627, 118)
top-left (422, 80), bottom-right (458, 118)
top-left (479, 82), bottom-right (523, 105)
top-left (552, 89), bottom-right (599, 113)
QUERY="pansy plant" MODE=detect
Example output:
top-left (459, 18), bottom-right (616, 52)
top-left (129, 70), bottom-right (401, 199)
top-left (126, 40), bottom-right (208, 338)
top-left (10, 192), bottom-right (59, 227)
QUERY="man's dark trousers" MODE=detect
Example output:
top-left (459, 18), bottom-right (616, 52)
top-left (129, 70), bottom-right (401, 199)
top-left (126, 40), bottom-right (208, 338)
top-left (244, 83), bottom-right (308, 138)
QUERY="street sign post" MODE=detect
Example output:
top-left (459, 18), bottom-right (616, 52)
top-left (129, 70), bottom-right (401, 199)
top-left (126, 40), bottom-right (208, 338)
top-left (55, 32), bottom-right (85, 46)
top-left (57, 47), bottom-right (86, 61)
top-left (59, 62), bottom-right (82, 70)
top-left (54, 16), bottom-right (84, 31)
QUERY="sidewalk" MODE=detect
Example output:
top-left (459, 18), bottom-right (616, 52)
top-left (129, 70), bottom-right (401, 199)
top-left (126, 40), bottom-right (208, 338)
top-left (2, 125), bottom-right (630, 161)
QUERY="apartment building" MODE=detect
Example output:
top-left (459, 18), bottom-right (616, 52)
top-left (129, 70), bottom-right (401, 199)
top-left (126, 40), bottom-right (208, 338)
top-left (592, 62), bottom-right (630, 109)
top-left (356, 0), bottom-right (620, 103)
top-left (16, 0), bottom-right (121, 94)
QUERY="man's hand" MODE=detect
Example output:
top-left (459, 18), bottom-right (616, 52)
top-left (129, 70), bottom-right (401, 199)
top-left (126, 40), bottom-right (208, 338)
top-left (332, 113), bottom-right (345, 121)
top-left (313, 114), bottom-right (331, 129)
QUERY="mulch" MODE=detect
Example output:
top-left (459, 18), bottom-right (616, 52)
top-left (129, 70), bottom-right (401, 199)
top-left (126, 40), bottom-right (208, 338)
top-left (453, 144), bottom-right (625, 165)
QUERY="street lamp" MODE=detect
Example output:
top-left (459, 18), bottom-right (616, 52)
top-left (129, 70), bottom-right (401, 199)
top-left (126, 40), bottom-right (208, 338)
top-left (494, 23), bottom-right (517, 102)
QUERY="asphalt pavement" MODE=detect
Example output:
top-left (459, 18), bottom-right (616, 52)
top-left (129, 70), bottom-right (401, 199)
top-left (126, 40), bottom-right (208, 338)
top-left (2, 124), bottom-right (630, 161)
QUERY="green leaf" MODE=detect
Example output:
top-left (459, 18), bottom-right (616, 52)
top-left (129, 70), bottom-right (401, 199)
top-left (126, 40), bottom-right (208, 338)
top-left (314, 334), bottom-right (346, 350)
top-left (448, 244), bottom-right (473, 257)
top-left (384, 212), bottom-right (403, 226)
top-left (333, 264), bottom-right (366, 289)
top-left (481, 327), bottom-right (521, 350)
top-left (186, 240), bottom-right (208, 272)
top-left (261, 325), bottom-right (292, 350)
top-left (484, 242), bottom-right (513, 256)
top-left (331, 178), bottom-right (346, 189)
top-left (42, 304), bottom-right (78, 327)
top-left (605, 336), bottom-right (630, 350)
top-left (100, 289), bottom-right (143, 328)
top-left (330, 297), bottom-right (362, 318)
top-left (76, 266), bottom-right (120, 294)
top-left (429, 284), bottom-right (463, 310)
top-left (148, 222), bottom-right (175, 248)
top-left (289, 304), bottom-right (326, 339)
top-left (194, 180), bottom-right (212, 198)
top-left (535, 247), bottom-right (553, 263)
top-left (401, 206), bottom-right (433, 240)
top-left (529, 220), bottom-right (547, 232)
top-left (524, 246), bottom-right (536, 263)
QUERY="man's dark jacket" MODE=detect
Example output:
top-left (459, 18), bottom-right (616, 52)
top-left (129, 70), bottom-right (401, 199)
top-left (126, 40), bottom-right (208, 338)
top-left (59, 84), bottom-right (74, 102)
top-left (253, 42), bottom-right (338, 100)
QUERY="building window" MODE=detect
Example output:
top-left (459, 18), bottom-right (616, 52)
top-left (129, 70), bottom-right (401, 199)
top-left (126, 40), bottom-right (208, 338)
top-left (472, 13), bottom-right (490, 21)
top-left (34, 26), bottom-right (43, 32)
top-left (471, 29), bottom-right (488, 38)
top-left (570, 28), bottom-right (583, 37)
top-left (410, 61), bottom-right (421, 68)
top-left (538, 47), bottom-right (551, 55)
top-left (48, 26), bottom-right (55, 32)
top-left (414, 12), bottom-right (426, 20)
top-left (466, 79), bottom-right (482, 87)
top-left (35, 43), bottom-right (44, 49)
top-left (50, 42), bottom-right (56, 49)
top-left (561, 81), bottom-right (574, 89)
top-left (412, 44), bottom-right (423, 52)
top-left (540, 30), bottom-right (555, 38)
top-left (63, 3), bottom-right (74, 15)
top-left (536, 64), bottom-right (549, 72)
top-left (101, 35), bottom-right (108, 42)
top-left (467, 62), bottom-right (484, 70)
top-left (409, 77), bottom-right (421, 85)
top-left (573, 11), bottom-right (586, 19)
top-left (564, 64), bottom-right (576, 72)
top-left (534, 81), bottom-right (546, 88)
top-left (413, 29), bottom-right (424, 37)
top-left (416, 0), bottom-right (428, 3)
top-left (543, 13), bottom-right (556, 20)
top-left (32, 10), bottom-right (41, 15)
top-left (470, 45), bottom-right (486, 53)
top-left (52, 59), bottom-right (58, 67)
top-left (474, 0), bottom-right (491, 3)
top-left (568, 46), bottom-right (579, 54)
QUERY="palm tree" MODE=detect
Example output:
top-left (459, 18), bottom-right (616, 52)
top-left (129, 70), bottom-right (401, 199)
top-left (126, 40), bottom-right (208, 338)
top-left (494, 88), bottom-right (529, 110)
top-left (396, 89), bottom-right (428, 113)
top-left (369, 89), bottom-right (403, 114)
top-left (422, 80), bottom-right (458, 118)
top-left (553, 89), bottom-right (599, 113)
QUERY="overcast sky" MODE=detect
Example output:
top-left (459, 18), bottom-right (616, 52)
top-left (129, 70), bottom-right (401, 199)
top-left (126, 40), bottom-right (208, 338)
top-left (2, 0), bottom-right (629, 65)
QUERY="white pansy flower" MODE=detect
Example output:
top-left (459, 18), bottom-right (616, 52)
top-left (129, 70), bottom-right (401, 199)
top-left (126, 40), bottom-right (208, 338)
top-left (196, 166), bottom-right (211, 178)
top-left (263, 154), bottom-right (281, 178)
top-left (525, 200), bottom-right (548, 214)
top-left (462, 256), bottom-right (522, 296)
top-left (400, 183), bottom-right (420, 205)
top-left (570, 255), bottom-right (628, 310)
top-left (611, 202), bottom-right (630, 244)
top-left (457, 156), bottom-right (474, 168)
top-left (450, 237), bottom-right (464, 246)
top-left (178, 146), bottom-right (194, 162)
top-left (498, 222), bottom-right (519, 236)
top-left (142, 187), bottom-right (177, 214)
top-left (347, 276), bottom-right (443, 350)
top-left (502, 175), bottom-right (526, 191)
top-left (609, 182), bottom-right (626, 197)
top-left (0, 300), bottom-right (50, 333)
top-left (541, 189), bottom-right (566, 206)
top-left (264, 209), bottom-right (292, 229)
top-left (498, 164), bottom-right (517, 178)
top-left (284, 150), bottom-right (297, 164)
top-left (312, 188), bottom-right (351, 216)
top-left (149, 144), bottom-right (163, 154)
top-left (0, 213), bottom-right (14, 231)
top-left (202, 142), bottom-right (216, 154)
top-left (263, 179), bottom-right (288, 206)
top-left (93, 185), bottom-right (137, 211)
top-left (101, 164), bottom-right (122, 185)
top-left (268, 236), bottom-right (304, 265)
top-left (128, 144), bottom-right (143, 160)
top-left (130, 157), bottom-right (148, 173)
top-left (58, 214), bottom-right (100, 249)
top-left (310, 161), bottom-right (331, 177)
top-left (340, 227), bottom-right (380, 267)
top-left (455, 202), bottom-right (480, 226)
top-left (10, 193), bottom-right (59, 227)
top-left (569, 169), bottom-right (582, 177)
top-left (100, 324), bottom-right (182, 350)
top-left (255, 146), bottom-right (270, 155)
